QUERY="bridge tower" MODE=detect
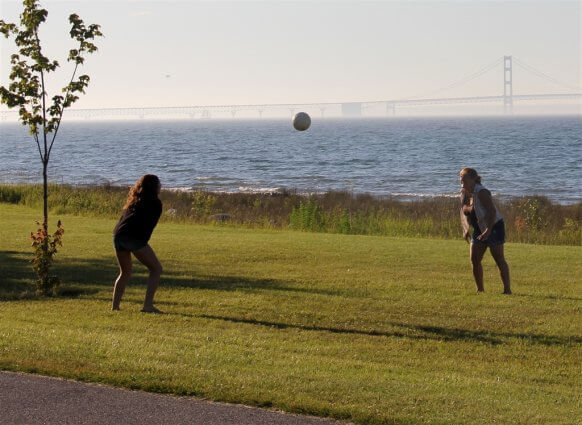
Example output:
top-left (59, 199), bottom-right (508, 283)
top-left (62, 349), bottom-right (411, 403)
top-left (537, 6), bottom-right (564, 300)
top-left (503, 55), bottom-right (513, 114)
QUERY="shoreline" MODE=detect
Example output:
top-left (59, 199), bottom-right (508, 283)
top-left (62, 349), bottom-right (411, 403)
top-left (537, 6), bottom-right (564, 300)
top-left (1, 182), bottom-right (580, 246)
top-left (0, 180), bottom-right (579, 206)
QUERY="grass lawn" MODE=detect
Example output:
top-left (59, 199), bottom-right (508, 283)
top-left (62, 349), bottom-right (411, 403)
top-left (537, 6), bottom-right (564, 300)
top-left (0, 203), bottom-right (581, 425)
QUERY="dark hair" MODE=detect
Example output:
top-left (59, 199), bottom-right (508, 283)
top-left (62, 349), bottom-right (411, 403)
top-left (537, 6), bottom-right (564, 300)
top-left (460, 167), bottom-right (482, 184)
top-left (123, 174), bottom-right (160, 209)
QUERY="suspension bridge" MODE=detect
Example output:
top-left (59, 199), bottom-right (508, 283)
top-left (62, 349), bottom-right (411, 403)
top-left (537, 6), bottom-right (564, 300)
top-left (1, 55), bottom-right (580, 120)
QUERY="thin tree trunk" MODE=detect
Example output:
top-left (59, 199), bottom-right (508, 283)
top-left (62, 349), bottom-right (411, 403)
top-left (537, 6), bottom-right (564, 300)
top-left (42, 159), bottom-right (49, 293)
top-left (43, 160), bottom-right (48, 233)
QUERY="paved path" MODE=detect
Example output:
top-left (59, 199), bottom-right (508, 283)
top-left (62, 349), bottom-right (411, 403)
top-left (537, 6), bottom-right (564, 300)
top-left (0, 371), bottom-right (349, 425)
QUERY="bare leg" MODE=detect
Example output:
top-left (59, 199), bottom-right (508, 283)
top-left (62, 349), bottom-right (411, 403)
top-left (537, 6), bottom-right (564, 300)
top-left (490, 244), bottom-right (511, 294)
top-left (470, 242), bottom-right (487, 292)
top-left (133, 244), bottom-right (163, 312)
top-left (112, 250), bottom-right (132, 310)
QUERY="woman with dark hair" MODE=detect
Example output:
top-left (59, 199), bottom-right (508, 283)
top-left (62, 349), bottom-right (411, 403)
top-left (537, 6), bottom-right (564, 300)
top-left (459, 167), bottom-right (511, 294)
top-left (112, 174), bottom-right (163, 312)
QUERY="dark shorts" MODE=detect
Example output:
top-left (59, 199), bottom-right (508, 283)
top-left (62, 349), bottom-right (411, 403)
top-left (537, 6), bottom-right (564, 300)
top-left (472, 219), bottom-right (505, 247)
top-left (113, 234), bottom-right (147, 252)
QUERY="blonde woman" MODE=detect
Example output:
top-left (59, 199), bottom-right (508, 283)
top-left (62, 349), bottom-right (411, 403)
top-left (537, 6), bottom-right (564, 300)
top-left (112, 174), bottom-right (163, 312)
top-left (459, 168), bottom-right (511, 294)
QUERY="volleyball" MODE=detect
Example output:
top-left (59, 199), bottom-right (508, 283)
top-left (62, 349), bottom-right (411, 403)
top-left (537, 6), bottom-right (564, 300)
top-left (292, 112), bottom-right (311, 131)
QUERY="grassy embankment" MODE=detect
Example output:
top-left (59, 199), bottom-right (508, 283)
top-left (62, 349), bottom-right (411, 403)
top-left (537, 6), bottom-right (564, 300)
top-left (1, 202), bottom-right (581, 425)
top-left (1, 183), bottom-right (581, 245)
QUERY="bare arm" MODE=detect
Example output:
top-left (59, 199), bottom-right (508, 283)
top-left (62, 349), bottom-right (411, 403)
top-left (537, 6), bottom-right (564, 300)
top-left (477, 189), bottom-right (496, 240)
top-left (460, 190), bottom-right (472, 242)
top-left (460, 190), bottom-right (473, 214)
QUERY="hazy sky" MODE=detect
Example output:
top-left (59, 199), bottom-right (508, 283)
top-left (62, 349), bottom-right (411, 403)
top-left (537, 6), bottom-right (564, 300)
top-left (1, 0), bottom-right (580, 110)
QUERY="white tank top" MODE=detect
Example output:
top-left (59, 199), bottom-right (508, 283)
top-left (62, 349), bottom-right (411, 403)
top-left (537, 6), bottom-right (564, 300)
top-left (473, 183), bottom-right (502, 230)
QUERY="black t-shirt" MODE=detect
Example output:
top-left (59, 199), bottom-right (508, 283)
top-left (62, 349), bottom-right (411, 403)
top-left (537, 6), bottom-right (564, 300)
top-left (113, 198), bottom-right (162, 243)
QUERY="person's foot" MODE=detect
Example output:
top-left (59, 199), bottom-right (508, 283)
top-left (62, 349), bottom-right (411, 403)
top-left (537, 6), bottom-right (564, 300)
top-left (141, 306), bottom-right (163, 314)
top-left (503, 290), bottom-right (512, 295)
top-left (112, 305), bottom-right (120, 311)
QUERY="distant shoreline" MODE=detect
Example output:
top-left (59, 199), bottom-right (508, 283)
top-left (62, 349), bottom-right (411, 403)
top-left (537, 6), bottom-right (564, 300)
top-left (1, 113), bottom-right (582, 124)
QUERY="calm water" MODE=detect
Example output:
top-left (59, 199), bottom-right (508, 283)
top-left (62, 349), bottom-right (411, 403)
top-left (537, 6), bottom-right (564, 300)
top-left (0, 116), bottom-right (581, 203)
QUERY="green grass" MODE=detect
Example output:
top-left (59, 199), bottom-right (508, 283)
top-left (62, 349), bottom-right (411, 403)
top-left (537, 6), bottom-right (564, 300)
top-left (0, 203), bottom-right (581, 425)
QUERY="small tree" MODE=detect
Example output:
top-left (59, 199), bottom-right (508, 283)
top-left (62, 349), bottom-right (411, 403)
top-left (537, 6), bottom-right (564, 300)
top-left (0, 0), bottom-right (102, 295)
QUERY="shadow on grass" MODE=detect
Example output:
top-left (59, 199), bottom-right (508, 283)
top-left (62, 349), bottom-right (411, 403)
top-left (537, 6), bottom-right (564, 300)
top-left (392, 322), bottom-right (582, 347)
top-left (0, 250), bottom-right (36, 299)
top-left (0, 250), bottom-right (102, 300)
top-left (194, 314), bottom-right (582, 347)
top-left (4, 251), bottom-right (580, 347)
top-left (512, 293), bottom-right (582, 302)
top-left (1, 250), bottom-right (341, 301)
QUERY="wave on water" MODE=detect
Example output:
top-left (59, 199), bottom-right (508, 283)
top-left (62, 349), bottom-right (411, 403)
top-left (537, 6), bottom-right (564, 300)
top-left (166, 185), bottom-right (464, 200)
top-left (388, 192), bottom-right (460, 200)
top-left (237, 186), bottom-right (288, 194)
top-left (164, 185), bottom-right (294, 195)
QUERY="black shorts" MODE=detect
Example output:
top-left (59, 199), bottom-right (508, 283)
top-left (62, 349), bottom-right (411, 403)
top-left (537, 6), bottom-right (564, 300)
top-left (113, 234), bottom-right (147, 252)
top-left (472, 219), bottom-right (505, 247)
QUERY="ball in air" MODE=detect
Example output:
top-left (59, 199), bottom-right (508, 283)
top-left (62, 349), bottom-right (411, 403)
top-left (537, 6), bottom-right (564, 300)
top-left (293, 112), bottom-right (311, 131)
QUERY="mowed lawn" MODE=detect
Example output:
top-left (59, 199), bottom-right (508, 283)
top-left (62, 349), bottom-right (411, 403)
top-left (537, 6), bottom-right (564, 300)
top-left (0, 203), bottom-right (580, 425)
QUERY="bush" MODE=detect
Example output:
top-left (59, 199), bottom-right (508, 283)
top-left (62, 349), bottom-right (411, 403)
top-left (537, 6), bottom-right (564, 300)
top-left (30, 220), bottom-right (64, 296)
top-left (289, 201), bottom-right (325, 232)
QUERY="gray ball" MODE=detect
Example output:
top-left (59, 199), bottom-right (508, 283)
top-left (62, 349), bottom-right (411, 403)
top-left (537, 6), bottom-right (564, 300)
top-left (292, 112), bottom-right (311, 131)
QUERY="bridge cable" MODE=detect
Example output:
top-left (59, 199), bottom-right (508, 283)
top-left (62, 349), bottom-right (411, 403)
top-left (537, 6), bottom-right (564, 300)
top-left (404, 56), bottom-right (504, 100)
top-left (513, 57), bottom-right (582, 92)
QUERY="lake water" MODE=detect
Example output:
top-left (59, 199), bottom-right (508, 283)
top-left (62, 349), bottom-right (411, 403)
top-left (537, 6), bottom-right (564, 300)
top-left (0, 116), bottom-right (581, 203)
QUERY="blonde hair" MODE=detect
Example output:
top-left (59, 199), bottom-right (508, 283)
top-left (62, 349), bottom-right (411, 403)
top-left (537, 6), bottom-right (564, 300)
top-left (460, 167), bottom-right (482, 184)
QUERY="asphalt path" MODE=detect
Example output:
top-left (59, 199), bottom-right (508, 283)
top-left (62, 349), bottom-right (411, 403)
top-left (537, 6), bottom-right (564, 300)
top-left (0, 371), bottom-right (350, 425)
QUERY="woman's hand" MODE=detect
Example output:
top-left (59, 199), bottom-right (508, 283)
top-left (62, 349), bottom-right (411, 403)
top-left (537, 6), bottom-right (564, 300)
top-left (478, 227), bottom-right (492, 241)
